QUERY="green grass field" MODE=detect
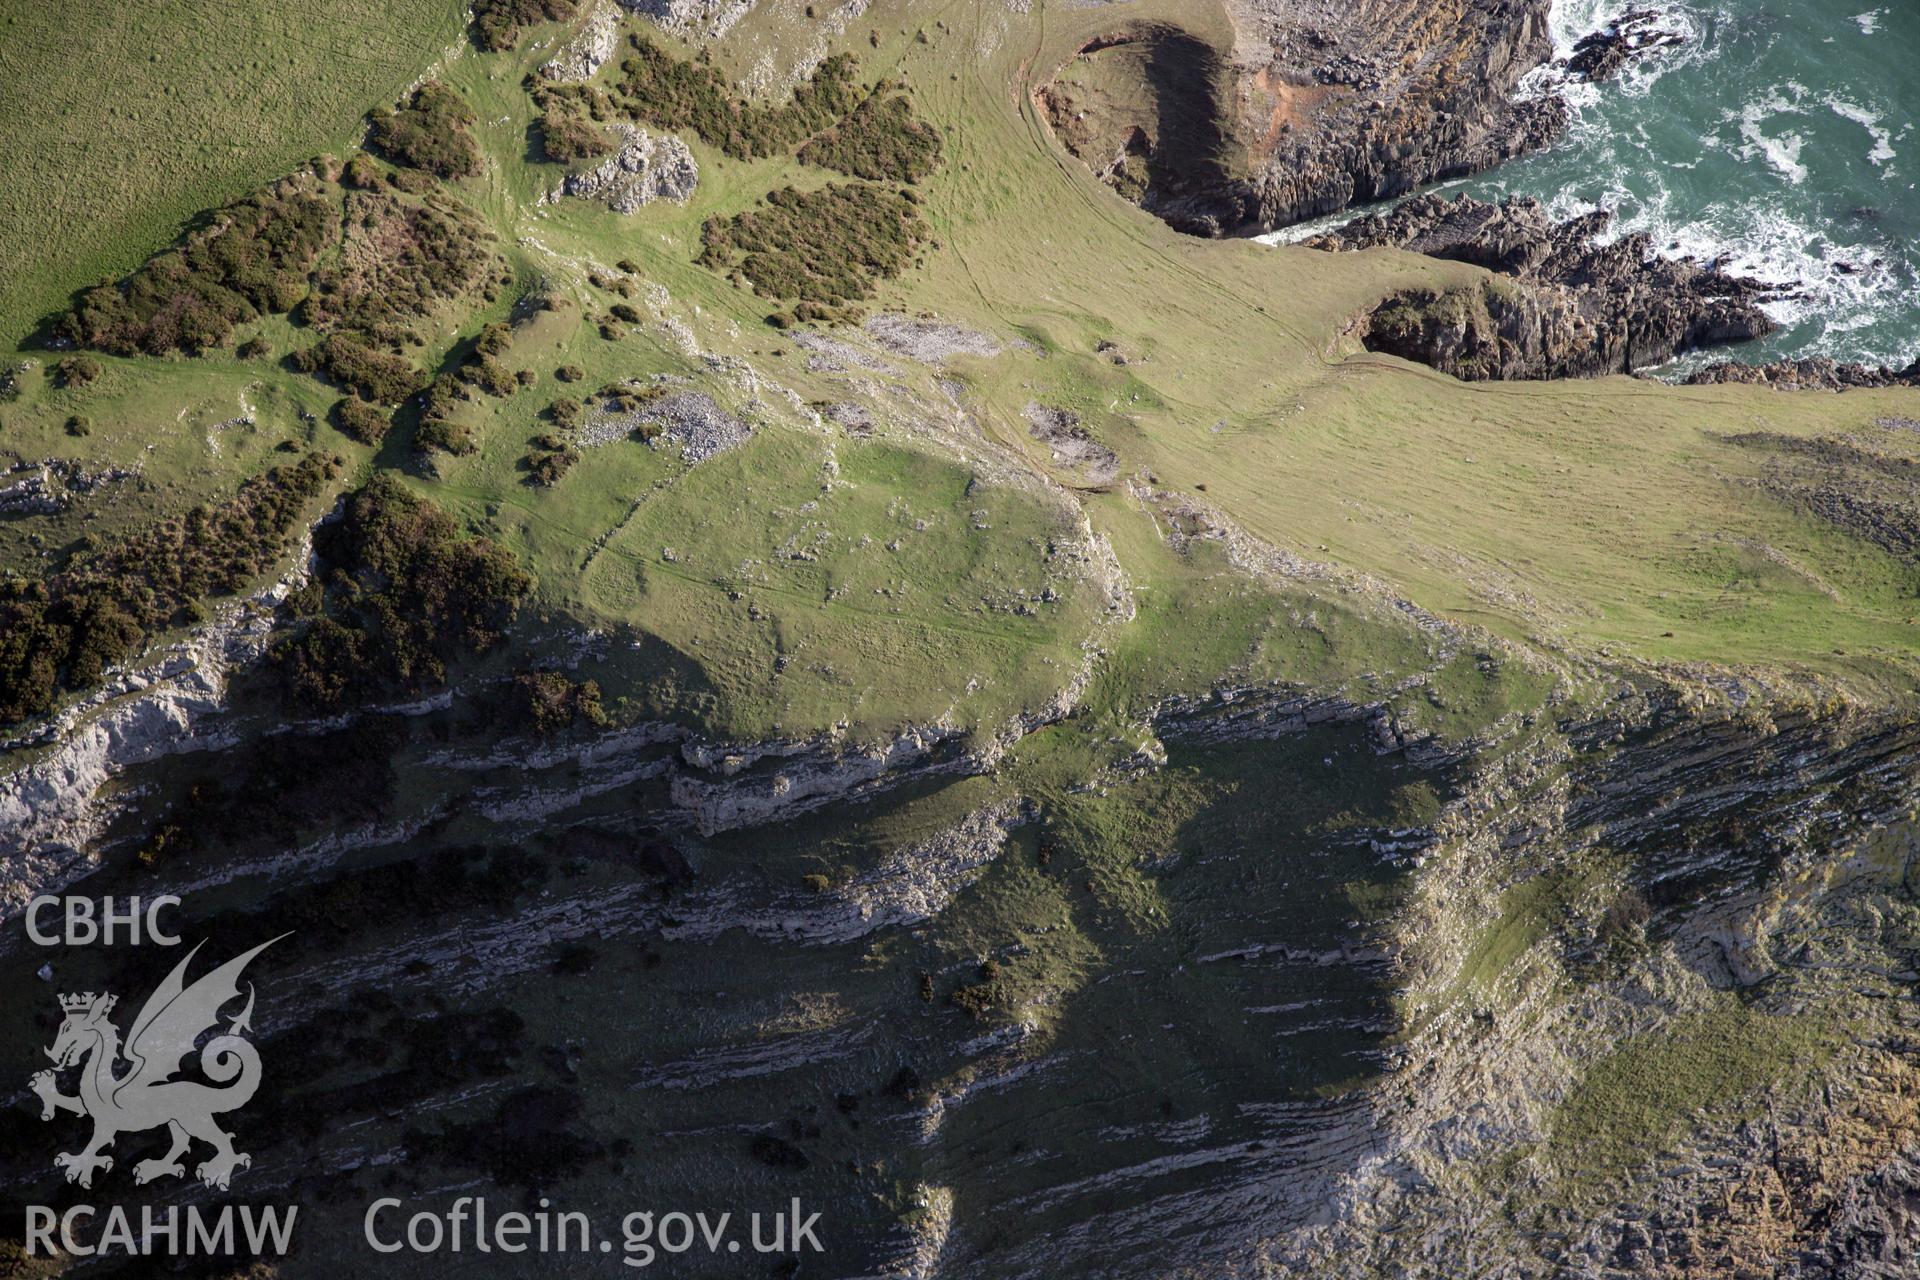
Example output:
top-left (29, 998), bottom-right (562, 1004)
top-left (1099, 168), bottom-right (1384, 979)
top-left (5, 0), bottom-right (1920, 731)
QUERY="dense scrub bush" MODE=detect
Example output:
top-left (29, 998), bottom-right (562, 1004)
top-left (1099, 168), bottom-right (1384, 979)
top-left (302, 190), bottom-right (498, 344)
top-left (546, 395), bottom-right (582, 427)
top-left (504, 670), bottom-right (606, 733)
top-left (798, 87), bottom-right (942, 182)
top-left (472, 0), bottom-right (577, 51)
top-left (291, 334), bottom-right (425, 405)
top-left (54, 355), bottom-right (102, 387)
top-left (949, 960), bottom-right (1006, 1018)
top-left (341, 152), bottom-right (383, 189)
top-left (523, 441), bottom-right (579, 486)
top-left (369, 83), bottom-right (484, 180)
top-left (0, 452), bottom-right (338, 725)
top-left (527, 82), bottom-right (620, 164)
top-left (415, 322), bottom-right (528, 457)
top-left (414, 374), bottom-right (478, 455)
top-left (388, 168), bottom-right (439, 196)
top-left (414, 416), bottom-right (477, 456)
top-left (59, 177), bottom-right (339, 355)
top-left (540, 112), bottom-right (616, 162)
top-left (466, 356), bottom-right (518, 397)
top-left (274, 475), bottom-right (531, 709)
top-left (473, 321), bottom-right (513, 359)
top-left (331, 396), bottom-right (392, 445)
top-left (698, 183), bottom-right (927, 324)
top-left (611, 36), bottom-right (862, 159)
top-left (237, 335), bottom-right (272, 360)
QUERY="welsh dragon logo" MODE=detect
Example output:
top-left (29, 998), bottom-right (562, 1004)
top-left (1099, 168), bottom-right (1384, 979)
top-left (29, 937), bottom-right (282, 1190)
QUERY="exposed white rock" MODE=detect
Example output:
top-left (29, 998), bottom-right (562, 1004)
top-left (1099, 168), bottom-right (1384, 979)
top-left (1025, 401), bottom-right (1119, 486)
top-left (885, 1184), bottom-right (955, 1280)
top-left (549, 125), bottom-right (697, 213)
top-left (617, 0), bottom-right (752, 42)
top-left (831, 799), bottom-right (1024, 935)
top-left (0, 512), bottom-right (322, 919)
top-left (0, 467), bottom-right (62, 515)
top-left (866, 312), bottom-right (1003, 363)
top-left (638, 390), bottom-right (751, 462)
top-left (670, 723), bottom-right (964, 834)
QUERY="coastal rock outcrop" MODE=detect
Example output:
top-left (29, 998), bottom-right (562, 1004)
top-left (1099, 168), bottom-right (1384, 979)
top-left (1564, 7), bottom-right (1685, 83)
top-left (1687, 354), bottom-right (1920, 392)
top-left (1037, 23), bottom-right (1253, 236)
top-left (1310, 193), bottom-right (1778, 379)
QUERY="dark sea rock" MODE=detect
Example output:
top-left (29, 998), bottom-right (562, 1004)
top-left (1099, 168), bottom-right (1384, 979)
top-left (1565, 7), bottom-right (1685, 83)
top-left (1236, 0), bottom-right (1567, 232)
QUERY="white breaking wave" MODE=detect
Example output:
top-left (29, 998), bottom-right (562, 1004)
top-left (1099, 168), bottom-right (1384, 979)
top-left (1825, 96), bottom-right (1897, 165)
top-left (1530, 0), bottom-right (1916, 367)
top-left (1516, 161), bottom-right (1890, 338)
top-left (1525, 0), bottom-right (1705, 109)
top-left (1734, 88), bottom-right (1812, 184)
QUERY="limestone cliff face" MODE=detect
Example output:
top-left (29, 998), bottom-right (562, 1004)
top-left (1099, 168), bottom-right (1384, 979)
top-left (1258, 699), bottom-right (1920, 1278)
top-left (6, 608), bottom-right (1915, 1279)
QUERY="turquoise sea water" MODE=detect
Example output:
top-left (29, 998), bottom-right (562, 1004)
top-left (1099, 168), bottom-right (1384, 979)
top-left (1281, 0), bottom-right (1920, 371)
top-left (1470, 0), bottom-right (1920, 369)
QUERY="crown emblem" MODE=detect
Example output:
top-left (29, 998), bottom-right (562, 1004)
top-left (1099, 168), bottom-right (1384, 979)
top-left (58, 992), bottom-right (112, 1015)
